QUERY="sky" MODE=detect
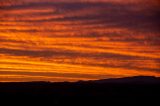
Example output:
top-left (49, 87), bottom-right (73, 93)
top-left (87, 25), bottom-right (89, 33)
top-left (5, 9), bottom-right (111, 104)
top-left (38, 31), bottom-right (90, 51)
top-left (0, 0), bottom-right (160, 82)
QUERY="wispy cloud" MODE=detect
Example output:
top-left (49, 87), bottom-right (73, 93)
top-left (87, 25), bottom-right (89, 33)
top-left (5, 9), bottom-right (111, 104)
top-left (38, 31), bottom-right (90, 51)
top-left (0, 0), bottom-right (159, 82)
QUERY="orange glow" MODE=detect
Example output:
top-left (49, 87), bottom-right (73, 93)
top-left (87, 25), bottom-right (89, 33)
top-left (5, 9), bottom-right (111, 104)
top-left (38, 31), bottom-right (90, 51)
top-left (0, 0), bottom-right (159, 82)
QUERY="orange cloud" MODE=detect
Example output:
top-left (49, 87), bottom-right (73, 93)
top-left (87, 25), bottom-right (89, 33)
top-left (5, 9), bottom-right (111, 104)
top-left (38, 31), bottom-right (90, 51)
top-left (0, 0), bottom-right (159, 82)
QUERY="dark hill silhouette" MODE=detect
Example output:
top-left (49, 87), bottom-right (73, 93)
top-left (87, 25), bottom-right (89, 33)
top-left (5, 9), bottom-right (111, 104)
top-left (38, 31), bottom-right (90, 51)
top-left (92, 76), bottom-right (160, 84)
top-left (0, 76), bottom-right (160, 105)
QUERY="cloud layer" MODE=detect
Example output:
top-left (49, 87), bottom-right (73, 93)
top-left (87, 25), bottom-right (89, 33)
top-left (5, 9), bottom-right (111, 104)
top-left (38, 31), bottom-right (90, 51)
top-left (0, 0), bottom-right (160, 82)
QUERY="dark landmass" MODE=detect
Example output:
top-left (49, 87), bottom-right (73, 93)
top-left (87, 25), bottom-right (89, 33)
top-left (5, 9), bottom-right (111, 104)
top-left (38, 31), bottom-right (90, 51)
top-left (0, 76), bottom-right (160, 105)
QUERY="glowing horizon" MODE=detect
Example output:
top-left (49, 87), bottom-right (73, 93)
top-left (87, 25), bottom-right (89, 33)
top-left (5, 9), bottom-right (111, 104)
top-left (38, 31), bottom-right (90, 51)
top-left (0, 0), bottom-right (160, 82)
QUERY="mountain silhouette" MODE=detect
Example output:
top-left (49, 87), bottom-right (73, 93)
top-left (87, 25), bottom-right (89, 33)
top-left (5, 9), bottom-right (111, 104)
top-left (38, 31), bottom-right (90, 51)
top-left (0, 76), bottom-right (160, 105)
top-left (92, 76), bottom-right (160, 84)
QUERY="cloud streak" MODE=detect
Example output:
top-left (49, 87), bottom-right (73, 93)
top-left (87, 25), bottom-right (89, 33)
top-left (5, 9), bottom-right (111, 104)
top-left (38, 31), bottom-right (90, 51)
top-left (0, 0), bottom-right (160, 82)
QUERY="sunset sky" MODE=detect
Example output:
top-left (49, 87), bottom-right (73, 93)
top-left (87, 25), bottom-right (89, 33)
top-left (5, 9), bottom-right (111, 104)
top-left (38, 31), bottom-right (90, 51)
top-left (0, 0), bottom-right (160, 82)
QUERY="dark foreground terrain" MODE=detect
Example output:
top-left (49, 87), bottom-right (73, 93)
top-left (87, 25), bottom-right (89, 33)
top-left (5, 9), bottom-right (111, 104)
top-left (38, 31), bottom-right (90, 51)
top-left (0, 76), bottom-right (160, 105)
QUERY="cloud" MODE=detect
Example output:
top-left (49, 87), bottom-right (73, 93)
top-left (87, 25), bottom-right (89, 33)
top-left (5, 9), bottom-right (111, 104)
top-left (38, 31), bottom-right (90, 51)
top-left (1, 1), bottom-right (159, 33)
top-left (0, 0), bottom-right (159, 81)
